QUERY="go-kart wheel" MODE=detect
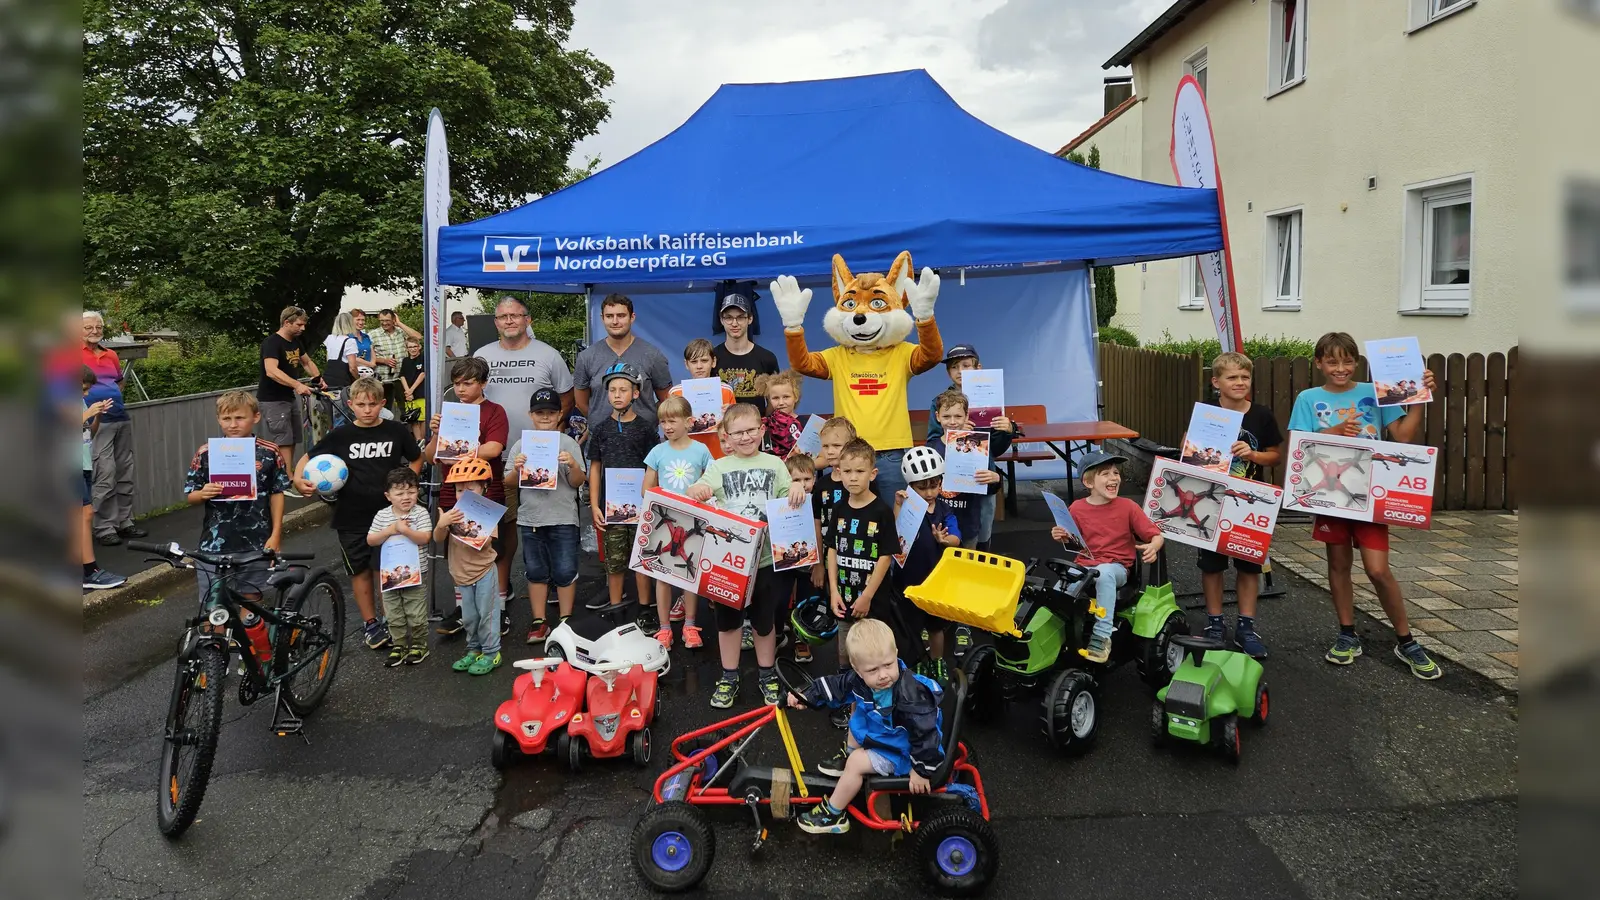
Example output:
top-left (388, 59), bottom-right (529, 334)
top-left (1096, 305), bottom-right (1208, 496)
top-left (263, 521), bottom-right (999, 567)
top-left (910, 806), bottom-right (1000, 898)
top-left (774, 658), bottom-right (820, 708)
top-left (1150, 701), bottom-right (1169, 746)
top-left (630, 727), bottom-right (652, 768)
top-left (632, 800), bottom-right (716, 892)
top-left (1138, 611), bottom-right (1189, 690)
top-left (558, 733), bottom-right (584, 773)
top-left (491, 728), bottom-right (519, 771)
top-left (1040, 669), bottom-right (1098, 755)
top-left (1252, 681), bottom-right (1269, 726)
top-left (961, 646), bottom-right (1004, 725)
top-left (1218, 715), bottom-right (1241, 764)
top-left (543, 641), bottom-right (567, 664)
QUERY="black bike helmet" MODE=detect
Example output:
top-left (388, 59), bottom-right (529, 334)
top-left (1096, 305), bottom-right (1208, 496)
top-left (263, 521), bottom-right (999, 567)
top-left (790, 591), bottom-right (838, 646)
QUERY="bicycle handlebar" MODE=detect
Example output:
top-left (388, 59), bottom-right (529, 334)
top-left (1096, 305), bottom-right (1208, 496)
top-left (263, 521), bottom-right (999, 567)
top-left (127, 541), bottom-right (314, 567)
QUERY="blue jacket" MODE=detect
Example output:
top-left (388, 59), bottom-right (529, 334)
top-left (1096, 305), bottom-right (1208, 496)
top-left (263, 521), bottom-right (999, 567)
top-left (801, 662), bottom-right (944, 779)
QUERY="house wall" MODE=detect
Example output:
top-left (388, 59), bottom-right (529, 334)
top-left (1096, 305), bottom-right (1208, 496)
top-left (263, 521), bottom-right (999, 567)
top-left (1126, 0), bottom-right (1523, 354)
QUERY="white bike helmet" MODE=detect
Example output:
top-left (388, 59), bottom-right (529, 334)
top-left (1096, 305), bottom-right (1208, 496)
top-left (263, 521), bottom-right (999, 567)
top-left (901, 446), bottom-right (945, 483)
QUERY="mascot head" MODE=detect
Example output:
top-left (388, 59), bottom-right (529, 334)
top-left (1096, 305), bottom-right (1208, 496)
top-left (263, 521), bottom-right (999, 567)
top-left (822, 252), bottom-right (916, 351)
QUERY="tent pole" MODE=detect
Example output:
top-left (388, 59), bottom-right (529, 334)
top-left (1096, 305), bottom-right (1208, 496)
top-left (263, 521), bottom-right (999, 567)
top-left (1088, 264), bottom-right (1105, 420)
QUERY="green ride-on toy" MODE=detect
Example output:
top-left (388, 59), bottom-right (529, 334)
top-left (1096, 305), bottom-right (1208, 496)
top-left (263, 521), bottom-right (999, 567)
top-left (1152, 634), bottom-right (1269, 764)
top-left (906, 548), bottom-right (1190, 756)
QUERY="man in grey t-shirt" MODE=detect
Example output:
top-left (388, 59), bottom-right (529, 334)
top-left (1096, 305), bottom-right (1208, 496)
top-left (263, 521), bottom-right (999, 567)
top-left (573, 293), bottom-right (672, 426)
top-left (475, 296), bottom-right (574, 424)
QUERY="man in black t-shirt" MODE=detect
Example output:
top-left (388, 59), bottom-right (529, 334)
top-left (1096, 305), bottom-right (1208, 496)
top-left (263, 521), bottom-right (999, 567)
top-left (258, 306), bottom-right (324, 475)
top-left (294, 379), bottom-right (422, 651)
top-left (711, 292), bottom-right (780, 415)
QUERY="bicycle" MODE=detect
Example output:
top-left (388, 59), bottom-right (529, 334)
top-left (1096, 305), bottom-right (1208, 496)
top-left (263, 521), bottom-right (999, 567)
top-left (130, 540), bottom-right (347, 838)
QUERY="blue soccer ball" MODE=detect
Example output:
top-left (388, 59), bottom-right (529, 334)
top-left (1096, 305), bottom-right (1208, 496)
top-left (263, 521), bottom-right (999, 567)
top-left (303, 454), bottom-right (349, 494)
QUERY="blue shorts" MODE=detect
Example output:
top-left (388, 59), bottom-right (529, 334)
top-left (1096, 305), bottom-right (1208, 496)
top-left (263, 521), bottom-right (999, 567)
top-left (520, 524), bottom-right (580, 588)
top-left (81, 471), bottom-right (92, 507)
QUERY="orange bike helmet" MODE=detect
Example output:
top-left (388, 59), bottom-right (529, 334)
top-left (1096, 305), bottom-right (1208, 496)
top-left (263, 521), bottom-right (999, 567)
top-left (445, 457), bottom-right (493, 484)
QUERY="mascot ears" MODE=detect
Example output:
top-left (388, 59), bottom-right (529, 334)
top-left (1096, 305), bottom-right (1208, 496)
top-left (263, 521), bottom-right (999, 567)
top-left (832, 251), bottom-right (915, 307)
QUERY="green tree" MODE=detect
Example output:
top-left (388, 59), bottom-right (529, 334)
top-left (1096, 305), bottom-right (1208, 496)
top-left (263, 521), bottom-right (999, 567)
top-left (84, 0), bottom-right (613, 342)
top-left (1064, 144), bottom-right (1120, 327)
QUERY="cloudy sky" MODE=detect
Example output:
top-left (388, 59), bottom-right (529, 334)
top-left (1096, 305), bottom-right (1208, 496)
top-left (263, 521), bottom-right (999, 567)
top-left (566, 0), bottom-right (1169, 170)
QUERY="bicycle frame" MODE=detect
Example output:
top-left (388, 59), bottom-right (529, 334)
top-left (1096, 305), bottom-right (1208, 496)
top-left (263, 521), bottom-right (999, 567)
top-left (180, 565), bottom-right (334, 696)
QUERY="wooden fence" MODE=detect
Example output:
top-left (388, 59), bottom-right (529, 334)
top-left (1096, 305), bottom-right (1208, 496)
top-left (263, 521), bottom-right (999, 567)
top-left (1098, 342), bottom-right (1517, 511)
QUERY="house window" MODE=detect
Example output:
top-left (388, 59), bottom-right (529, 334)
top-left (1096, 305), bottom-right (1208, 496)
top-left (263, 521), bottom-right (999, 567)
top-left (1187, 47), bottom-right (1208, 94)
top-left (1180, 257), bottom-right (1208, 309)
top-left (1408, 0), bottom-right (1474, 31)
top-left (1568, 178), bottom-right (1600, 313)
top-left (1264, 208), bottom-right (1303, 309)
top-left (1268, 0), bottom-right (1306, 92)
top-left (1401, 175), bottom-right (1473, 314)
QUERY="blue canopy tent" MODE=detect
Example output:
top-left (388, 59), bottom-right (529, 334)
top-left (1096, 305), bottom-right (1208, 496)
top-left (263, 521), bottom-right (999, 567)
top-left (437, 69), bottom-right (1222, 477)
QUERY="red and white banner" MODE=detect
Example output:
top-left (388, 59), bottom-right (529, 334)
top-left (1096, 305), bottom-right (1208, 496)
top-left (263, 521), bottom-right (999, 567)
top-left (1170, 75), bottom-right (1244, 353)
top-left (422, 108), bottom-right (452, 413)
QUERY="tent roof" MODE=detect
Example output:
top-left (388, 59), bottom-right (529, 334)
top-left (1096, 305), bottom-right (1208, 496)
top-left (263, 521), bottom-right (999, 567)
top-left (437, 69), bottom-right (1220, 291)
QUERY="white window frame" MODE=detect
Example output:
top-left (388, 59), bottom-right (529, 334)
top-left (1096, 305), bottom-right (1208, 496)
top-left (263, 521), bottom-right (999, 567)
top-left (1407, 0), bottom-right (1475, 33)
top-left (1179, 257), bottom-right (1208, 310)
top-left (1567, 178), bottom-right (1600, 314)
top-left (1400, 174), bottom-right (1474, 315)
top-left (1267, 0), bottom-right (1307, 95)
top-left (1263, 206), bottom-right (1303, 310)
top-left (1186, 47), bottom-right (1208, 95)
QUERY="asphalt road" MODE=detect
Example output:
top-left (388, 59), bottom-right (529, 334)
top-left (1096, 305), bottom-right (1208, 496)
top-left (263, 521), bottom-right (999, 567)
top-left (83, 513), bottom-right (1518, 900)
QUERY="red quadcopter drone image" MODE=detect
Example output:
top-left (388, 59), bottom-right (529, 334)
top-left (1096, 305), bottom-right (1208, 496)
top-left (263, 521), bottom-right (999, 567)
top-left (1150, 473), bottom-right (1226, 540)
top-left (638, 507), bottom-right (756, 578)
top-left (1371, 450), bottom-right (1432, 470)
top-left (1289, 442), bottom-right (1369, 510)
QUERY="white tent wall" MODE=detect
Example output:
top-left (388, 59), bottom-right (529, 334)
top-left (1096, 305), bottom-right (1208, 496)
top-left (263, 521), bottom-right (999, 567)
top-left (583, 267), bottom-right (1098, 482)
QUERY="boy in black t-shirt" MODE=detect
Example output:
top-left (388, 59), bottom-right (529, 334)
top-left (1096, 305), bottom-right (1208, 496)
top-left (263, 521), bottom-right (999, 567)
top-left (295, 377), bottom-right (423, 651)
top-left (586, 363), bottom-right (660, 621)
top-left (1198, 352), bottom-right (1284, 659)
top-left (828, 438), bottom-right (900, 677)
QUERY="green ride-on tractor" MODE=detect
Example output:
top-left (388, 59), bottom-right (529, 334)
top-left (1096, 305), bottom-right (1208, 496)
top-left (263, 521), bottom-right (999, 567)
top-left (956, 551), bottom-right (1189, 755)
top-left (1152, 634), bottom-right (1269, 763)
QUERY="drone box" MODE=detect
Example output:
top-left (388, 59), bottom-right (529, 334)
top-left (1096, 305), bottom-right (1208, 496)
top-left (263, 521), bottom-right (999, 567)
top-left (629, 488), bottom-right (765, 610)
top-left (1143, 459), bottom-right (1285, 564)
top-left (1280, 431), bottom-right (1437, 529)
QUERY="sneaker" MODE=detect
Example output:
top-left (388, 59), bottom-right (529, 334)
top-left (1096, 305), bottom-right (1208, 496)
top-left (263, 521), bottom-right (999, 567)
top-left (775, 629), bottom-right (791, 651)
top-left (829, 706), bottom-right (851, 729)
top-left (669, 596), bottom-right (686, 622)
top-left (793, 642), bottom-right (813, 664)
top-left (655, 626), bottom-right (674, 650)
top-left (636, 606), bottom-right (659, 633)
top-left (682, 624), bottom-right (703, 649)
top-left (1079, 633), bottom-right (1110, 664)
top-left (501, 609), bottom-right (512, 637)
top-left (1325, 632), bottom-right (1364, 665)
top-left (1203, 617), bottom-right (1227, 642)
top-left (468, 651), bottom-right (503, 676)
top-left (709, 672), bottom-right (740, 709)
top-left (760, 670), bottom-right (781, 706)
top-left (385, 647), bottom-right (407, 668)
top-left (527, 621), bottom-right (550, 644)
top-left (435, 612), bottom-right (464, 636)
top-left (116, 524), bottom-right (149, 539)
top-left (797, 803), bottom-right (850, 835)
top-left (405, 646), bottom-right (430, 665)
top-left (82, 568), bottom-right (127, 590)
top-left (585, 594), bottom-right (611, 611)
top-left (1234, 626), bottom-right (1269, 660)
top-left (740, 623), bottom-right (755, 651)
top-left (364, 620), bottom-right (392, 650)
top-left (953, 625), bottom-right (973, 658)
top-left (931, 658), bottom-right (950, 687)
top-left (816, 746), bottom-right (850, 777)
top-left (1394, 641), bottom-right (1443, 680)
top-left (452, 651), bottom-right (481, 672)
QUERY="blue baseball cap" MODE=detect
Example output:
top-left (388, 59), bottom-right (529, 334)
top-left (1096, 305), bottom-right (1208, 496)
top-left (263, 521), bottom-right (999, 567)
top-left (1078, 449), bottom-right (1128, 476)
top-left (944, 344), bottom-right (979, 364)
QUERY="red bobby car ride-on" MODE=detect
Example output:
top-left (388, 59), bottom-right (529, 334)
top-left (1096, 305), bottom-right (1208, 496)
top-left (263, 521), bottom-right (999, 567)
top-left (491, 657), bottom-right (658, 772)
top-left (631, 659), bottom-right (998, 897)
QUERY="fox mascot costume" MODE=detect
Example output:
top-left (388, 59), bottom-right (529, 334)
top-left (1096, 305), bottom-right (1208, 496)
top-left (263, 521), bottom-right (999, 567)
top-left (769, 251), bottom-right (943, 453)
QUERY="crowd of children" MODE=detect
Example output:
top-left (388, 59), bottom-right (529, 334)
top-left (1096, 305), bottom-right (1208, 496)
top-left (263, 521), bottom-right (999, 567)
top-left (177, 310), bottom-right (1442, 742)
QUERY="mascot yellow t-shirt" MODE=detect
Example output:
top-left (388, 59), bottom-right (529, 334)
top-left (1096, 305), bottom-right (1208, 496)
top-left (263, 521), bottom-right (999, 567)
top-left (819, 343), bottom-right (921, 451)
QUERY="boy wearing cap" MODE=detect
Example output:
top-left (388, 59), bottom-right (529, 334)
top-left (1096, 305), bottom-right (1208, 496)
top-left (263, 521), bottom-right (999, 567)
top-left (712, 290), bottom-right (780, 415)
top-left (507, 388), bottom-right (587, 644)
top-left (587, 363), bottom-right (660, 623)
top-left (924, 344), bottom-right (981, 444)
top-left (1050, 450), bottom-right (1164, 663)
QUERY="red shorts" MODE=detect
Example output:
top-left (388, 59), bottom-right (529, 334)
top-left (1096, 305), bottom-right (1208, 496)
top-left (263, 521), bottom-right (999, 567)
top-left (1311, 515), bottom-right (1390, 552)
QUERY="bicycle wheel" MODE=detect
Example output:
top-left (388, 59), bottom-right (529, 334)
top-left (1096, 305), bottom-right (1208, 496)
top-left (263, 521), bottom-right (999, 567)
top-left (156, 644), bottom-right (228, 838)
top-left (282, 572), bottom-right (346, 715)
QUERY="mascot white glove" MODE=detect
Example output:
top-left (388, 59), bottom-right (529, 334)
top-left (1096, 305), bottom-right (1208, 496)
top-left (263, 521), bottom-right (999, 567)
top-left (770, 275), bottom-right (812, 330)
top-left (897, 267), bottom-right (941, 322)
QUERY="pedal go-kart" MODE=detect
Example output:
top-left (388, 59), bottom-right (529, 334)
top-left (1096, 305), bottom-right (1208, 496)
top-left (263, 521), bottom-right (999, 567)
top-left (631, 660), bottom-right (998, 897)
top-left (906, 548), bottom-right (1189, 755)
top-left (543, 602), bottom-right (670, 676)
top-left (491, 657), bottom-right (658, 772)
top-left (1152, 635), bottom-right (1268, 764)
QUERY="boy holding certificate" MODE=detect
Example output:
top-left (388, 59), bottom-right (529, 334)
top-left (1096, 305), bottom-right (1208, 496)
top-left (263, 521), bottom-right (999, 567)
top-left (507, 388), bottom-right (587, 645)
top-left (183, 391), bottom-right (289, 602)
top-left (427, 357), bottom-right (510, 639)
top-left (367, 468), bottom-right (433, 666)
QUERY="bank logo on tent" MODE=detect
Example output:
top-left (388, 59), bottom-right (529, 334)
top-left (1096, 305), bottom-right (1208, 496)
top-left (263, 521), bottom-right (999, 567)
top-left (482, 236), bottom-right (542, 272)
